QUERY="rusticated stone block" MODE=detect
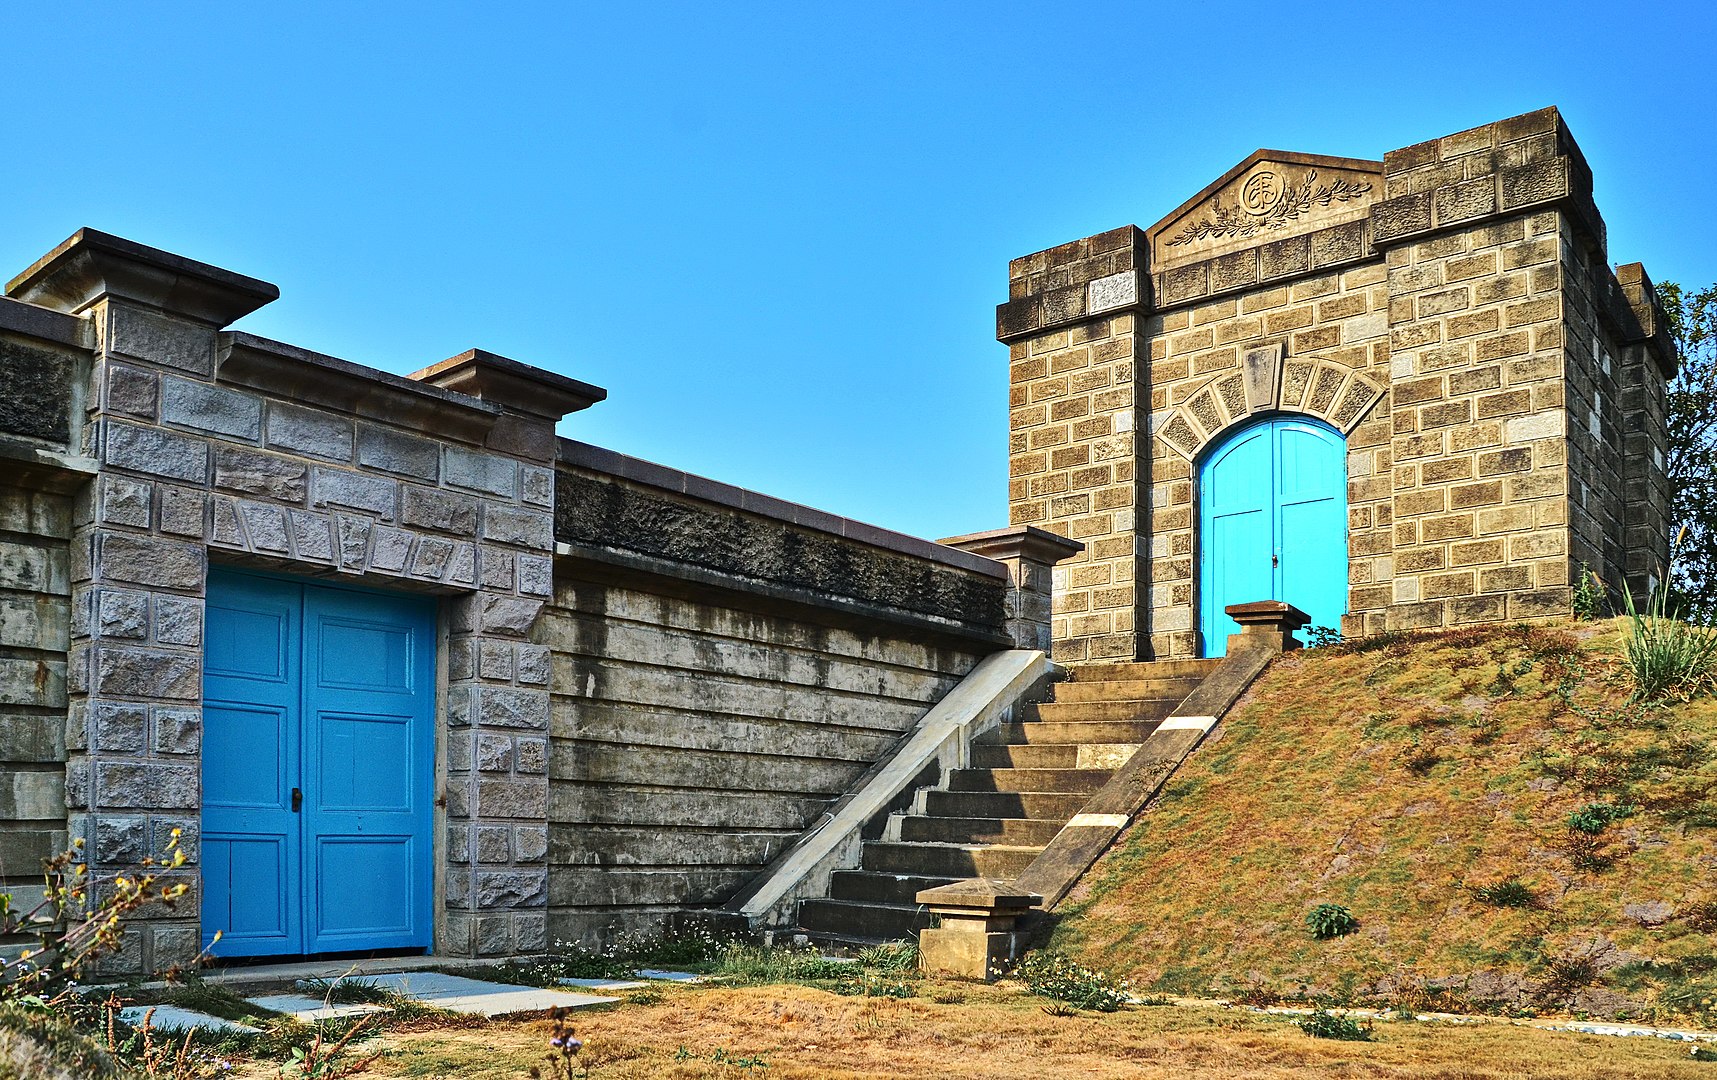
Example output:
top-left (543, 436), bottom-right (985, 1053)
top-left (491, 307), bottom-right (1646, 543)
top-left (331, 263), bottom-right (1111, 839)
top-left (105, 422), bottom-right (208, 483)
top-left (94, 762), bottom-right (198, 809)
top-left (401, 487), bottom-right (478, 535)
top-left (214, 446), bottom-right (306, 502)
top-left (97, 533), bottom-right (204, 591)
top-left (160, 376), bottom-right (261, 441)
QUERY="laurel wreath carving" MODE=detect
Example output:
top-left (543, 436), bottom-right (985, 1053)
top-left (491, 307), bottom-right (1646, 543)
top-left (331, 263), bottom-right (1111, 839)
top-left (1166, 170), bottom-right (1374, 247)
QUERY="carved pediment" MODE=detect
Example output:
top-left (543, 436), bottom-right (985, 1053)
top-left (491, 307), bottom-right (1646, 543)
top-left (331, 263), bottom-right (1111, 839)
top-left (1149, 151), bottom-right (1383, 271)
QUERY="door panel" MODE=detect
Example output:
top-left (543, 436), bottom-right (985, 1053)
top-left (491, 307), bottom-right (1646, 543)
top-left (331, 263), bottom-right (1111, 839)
top-left (301, 585), bottom-right (434, 953)
top-left (201, 570), bottom-right (434, 958)
top-left (1199, 418), bottom-right (1348, 656)
top-left (202, 574), bottom-right (302, 955)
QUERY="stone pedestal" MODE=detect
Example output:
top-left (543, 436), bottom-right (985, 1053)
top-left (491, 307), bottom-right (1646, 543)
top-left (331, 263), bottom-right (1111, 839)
top-left (1224, 600), bottom-right (1310, 654)
top-left (939, 527), bottom-right (1084, 652)
top-left (914, 879), bottom-right (1040, 982)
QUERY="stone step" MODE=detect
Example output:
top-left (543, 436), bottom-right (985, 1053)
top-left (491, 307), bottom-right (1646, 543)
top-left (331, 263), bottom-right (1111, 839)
top-left (798, 898), bottom-right (930, 940)
top-left (828, 870), bottom-right (956, 904)
top-left (896, 814), bottom-right (1065, 845)
top-left (947, 767), bottom-right (1112, 793)
top-left (1025, 699), bottom-right (1179, 724)
top-left (923, 790), bottom-right (1089, 820)
top-left (860, 841), bottom-right (1042, 878)
top-left (969, 742), bottom-right (1140, 770)
top-left (1066, 659), bottom-right (1220, 682)
top-left (976, 719), bottom-right (1162, 746)
top-left (1049, 678), bottom-right (1201, 703)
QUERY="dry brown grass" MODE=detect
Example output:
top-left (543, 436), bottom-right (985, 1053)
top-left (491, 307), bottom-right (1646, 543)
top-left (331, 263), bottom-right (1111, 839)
top-left (1053, 618), bottom-right (1717, 1019)
top-left (229, 982), bottom-right (1715, 1079)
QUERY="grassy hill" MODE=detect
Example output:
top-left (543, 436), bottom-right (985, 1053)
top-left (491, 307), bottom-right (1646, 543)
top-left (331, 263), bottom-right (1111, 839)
top-left (1049, 618), bottom-right (1717, 1026)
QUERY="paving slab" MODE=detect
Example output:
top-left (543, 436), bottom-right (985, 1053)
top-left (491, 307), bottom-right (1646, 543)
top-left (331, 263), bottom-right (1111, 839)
top-left (245, 993), bottom-right (388, 1022)
top-left (358, 972), bottom-right (615, 1016)
top-left (557, 977), bottom-right (649, 990)
top-left (636, 969), bottom-right (708, 983)
top-left (119, 1005), bottom-right (259, 1034)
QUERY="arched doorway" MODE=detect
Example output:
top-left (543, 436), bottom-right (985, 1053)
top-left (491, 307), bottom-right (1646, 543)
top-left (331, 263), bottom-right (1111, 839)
top-left (1198, 415), bottom-right (1348, 656)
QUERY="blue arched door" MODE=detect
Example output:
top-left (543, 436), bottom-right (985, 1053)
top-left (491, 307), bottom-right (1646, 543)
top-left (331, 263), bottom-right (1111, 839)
top-left (1198, 416), bottom-right (1348, 656)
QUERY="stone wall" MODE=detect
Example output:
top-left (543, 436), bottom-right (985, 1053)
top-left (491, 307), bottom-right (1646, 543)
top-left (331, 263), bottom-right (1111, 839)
top-left (544, 445), bottom-right (1009, 944)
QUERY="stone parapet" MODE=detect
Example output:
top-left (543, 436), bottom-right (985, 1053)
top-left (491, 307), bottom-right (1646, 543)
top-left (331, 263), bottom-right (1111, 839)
top-left (996, 228), bottom-right (1144, 344)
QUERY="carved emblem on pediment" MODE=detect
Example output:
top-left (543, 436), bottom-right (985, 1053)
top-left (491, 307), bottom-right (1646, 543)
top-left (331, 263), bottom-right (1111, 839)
top-left (1166, 169), bottom-right (1373, 248)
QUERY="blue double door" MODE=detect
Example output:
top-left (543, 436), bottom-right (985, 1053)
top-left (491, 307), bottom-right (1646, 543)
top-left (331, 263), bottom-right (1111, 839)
top-left (1199, 417), bottom-right (1348, 656)
top-left (201, 570), bottom-right (436, 958)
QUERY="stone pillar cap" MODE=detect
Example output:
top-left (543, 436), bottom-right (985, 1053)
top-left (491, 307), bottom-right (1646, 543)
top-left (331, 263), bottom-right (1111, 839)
top-left (914, 878), bottom-right (1041, 912)
top-left (6, 228), bottom-right (279, 326)
top-left (938, 525), bottom-right (1085, 565)
top-left (410, 348), bottom-right (607, 422)
top-left (1224, 599), bottom-right (1311, 629)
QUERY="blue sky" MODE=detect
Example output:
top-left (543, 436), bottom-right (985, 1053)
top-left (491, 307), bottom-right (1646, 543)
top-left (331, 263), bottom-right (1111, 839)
top-left (4, 2), bottom-right (1713, 540)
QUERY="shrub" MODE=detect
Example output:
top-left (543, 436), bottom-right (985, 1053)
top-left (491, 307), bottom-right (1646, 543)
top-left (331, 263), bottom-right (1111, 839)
top-left (1013, 952), bottom-right (1131, 1012)
top-left (1567, 802), bottom-right (1636, 835)
top-left (1469, 879), bottom-right (1540, 909)
top-left (1297, 1009), bottom-right (1371, 1041)
top-left (1305, 903), bottom-right (1358, 940)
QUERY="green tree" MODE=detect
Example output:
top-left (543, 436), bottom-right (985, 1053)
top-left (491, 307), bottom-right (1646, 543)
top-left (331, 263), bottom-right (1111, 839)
top-left (1662, 281), bottom-right (1717, 618)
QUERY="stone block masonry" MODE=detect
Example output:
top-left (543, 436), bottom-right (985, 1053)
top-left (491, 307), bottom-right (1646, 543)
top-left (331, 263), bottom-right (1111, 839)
top-left (999, 108), bottom-right (1675, 659)
top-left (0, 229), bottom-right (1031, 972)
top-left (544, 446), bottom-right (1015, 945)
top-left (3, 230), bottom-right (607, 971)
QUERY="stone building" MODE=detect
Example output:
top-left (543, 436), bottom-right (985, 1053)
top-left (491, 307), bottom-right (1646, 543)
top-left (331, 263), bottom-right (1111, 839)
top-left (999, 107), bottom-right (1677, 663)
top-left (0, 104), bottom-right (1681, 972)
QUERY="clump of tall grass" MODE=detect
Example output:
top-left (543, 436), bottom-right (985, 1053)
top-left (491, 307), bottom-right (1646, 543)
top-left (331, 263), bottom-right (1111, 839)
top-left (1615, 557), bottom-right (1717, 702)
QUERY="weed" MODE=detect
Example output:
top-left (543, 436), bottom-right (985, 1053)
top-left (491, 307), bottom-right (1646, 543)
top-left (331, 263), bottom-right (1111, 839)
top-left (707, 943), bottom-right (856, 985)
top-left (1693, 1044), bottom-right (1717, 1062)
top-left (928, 989), bottom-right (965, 1005)
top-left (1618, 566), bottom-right (1717, 701)
top-left (529, 1008), bottom-right (587, 1080)
top-left (1468, 712), bottom-right (1503, 745)
top-left (1013, 952), bottom-right (1131, 1012)
top-left (1562, 830), bottom-right (1618, 872)
top-left (1134, 993), bottom-right (1175, 1006)
top-left (1572, 565), bottom-right (1608, 620)
top-left (276, 1016), bottom-right (380, 1080)
top-left (1566, 801), bottom-right (1636, 834)
top-left (1305, 625), bottom-right (1343, 649)
top-left (834, 971), bottom-right (914, 999)
top-left (673, 1045), bottom-right (768, 1070)
top-left (1398, 733), bottom-right (1441, 775)
top-left (1468, 878), bottom-right (1541, 909)
top-left (1537, 947), bottom-right (1603, 1006)
top-left (625, 987), bottom-right (663, 1006)
top-left (1305, 903), bottom-right (1358, 940)
top-left (1679, 902), bottom-right (1717, 933)
top-left (855, 941), bottom-right (917, 972)
top-left (1039, 1001), bottom-right (1077, 1017)
top-left (1297, 1009), bottom-right (1371, 1041)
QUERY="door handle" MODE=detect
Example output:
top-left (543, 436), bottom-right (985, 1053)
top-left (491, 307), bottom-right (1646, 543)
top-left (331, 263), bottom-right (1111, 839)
top-left (292, 787), bottom-right (303, 813)
top-left (1272, 554), bottom-right (1279, 568)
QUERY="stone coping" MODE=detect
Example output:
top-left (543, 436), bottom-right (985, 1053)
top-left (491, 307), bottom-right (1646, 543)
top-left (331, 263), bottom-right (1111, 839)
top-left (0, 295), bottom-right (90, 349)
top-left (411, 348), bottom-right (607, 421)
top-left (554, 540), bottom-right (1013, 648)
top-left (219, 331), bottom-right (507, 445)
top-left (939, 525), bottom-right (1085, 564)
top-left (557, 438), bottom-right (1007, 579)
top-left (7, 227), bottom-right (279, 326)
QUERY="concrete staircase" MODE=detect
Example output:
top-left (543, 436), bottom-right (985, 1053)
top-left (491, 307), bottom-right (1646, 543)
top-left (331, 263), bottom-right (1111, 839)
top-left (795, 658), bottom-right (1220, 944)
